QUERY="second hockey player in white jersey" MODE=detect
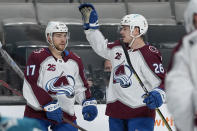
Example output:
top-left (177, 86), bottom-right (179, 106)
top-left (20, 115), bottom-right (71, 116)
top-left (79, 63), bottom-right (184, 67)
top-left (79, 3), bottom-right (166, 131)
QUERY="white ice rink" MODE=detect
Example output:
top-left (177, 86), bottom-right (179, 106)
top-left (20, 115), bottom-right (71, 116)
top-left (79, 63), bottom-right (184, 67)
top-left (0, 104), bottom-right (176, 131)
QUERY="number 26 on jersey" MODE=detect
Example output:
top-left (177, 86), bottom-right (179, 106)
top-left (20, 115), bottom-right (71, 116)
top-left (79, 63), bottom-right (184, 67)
top-left (153, 63), bottom-right (164, 74)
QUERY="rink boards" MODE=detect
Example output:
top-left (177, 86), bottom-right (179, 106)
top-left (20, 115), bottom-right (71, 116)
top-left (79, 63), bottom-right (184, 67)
top-left (0, 104), bottom-right (176, 131)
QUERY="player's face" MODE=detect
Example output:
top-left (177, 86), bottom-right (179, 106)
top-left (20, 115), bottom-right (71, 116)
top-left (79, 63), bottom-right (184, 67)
top-left (120, 25), bottom-right (132, 43)
top-left (104, 60), bottom-right (112, 72)
top-left (52, 32), bottom-right (67, 51)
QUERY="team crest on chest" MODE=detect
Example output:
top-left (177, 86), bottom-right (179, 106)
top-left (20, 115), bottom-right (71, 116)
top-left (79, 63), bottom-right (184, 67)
top-left (45, 74), bottom-right (75, 95)
top-left (113, 61), bottom-right (132, 88)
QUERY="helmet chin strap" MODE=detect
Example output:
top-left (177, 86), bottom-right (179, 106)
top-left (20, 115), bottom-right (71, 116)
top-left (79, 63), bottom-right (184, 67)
top-left (50, 42), bottom-right (63, 53)
top-left (128, 26), bottom-right (142, 47)
top-left (129, 33), bottom-right (141, 47)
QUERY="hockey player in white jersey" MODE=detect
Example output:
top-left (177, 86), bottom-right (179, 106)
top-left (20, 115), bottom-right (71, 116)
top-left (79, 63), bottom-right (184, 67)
top-left (165, 0), bottom-right (197, 130)
top-left (79, 3), bottom-right (166, 131)
top-left (22, 21), bottom-right (98, 131)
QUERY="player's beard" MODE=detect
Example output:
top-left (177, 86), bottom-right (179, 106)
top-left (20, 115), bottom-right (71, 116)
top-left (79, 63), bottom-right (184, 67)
top-left (55, 43), bottom-right (67, 52)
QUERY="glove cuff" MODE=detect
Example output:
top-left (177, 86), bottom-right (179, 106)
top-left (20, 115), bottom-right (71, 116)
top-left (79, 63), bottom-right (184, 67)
top-left (83, 23), bottom-right (90, 30)
top-left (83, 23), bottom-right (99, 30)
top-left (82, 98), bottom-right (97, 107)
top-left (153, 88), bottom-right (166, 103)
top-left (43, 101), bottom-right (60, 112)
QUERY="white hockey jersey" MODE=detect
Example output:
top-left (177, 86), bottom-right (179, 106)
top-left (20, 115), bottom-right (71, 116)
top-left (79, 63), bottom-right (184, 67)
top-left (166, 30), bottom-right (197, 131)
top-left (85, 30), bottom-right (165, 119)
top-left (23, 48), bottom-right (91, 122)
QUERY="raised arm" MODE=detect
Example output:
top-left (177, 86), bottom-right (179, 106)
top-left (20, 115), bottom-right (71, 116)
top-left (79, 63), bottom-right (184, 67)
top-left (79, 3), bottom-right (111, 60)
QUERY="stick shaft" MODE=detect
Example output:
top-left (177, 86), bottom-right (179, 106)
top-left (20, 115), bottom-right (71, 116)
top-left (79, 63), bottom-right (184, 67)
top-left (0, 80), bottom-right (23, 96)
top-left (0, 42), bottom-right (24, 79)
top-left (63, 117), bottom-right (87, 131)
top-left (156, 109), bottom-right (172, 131)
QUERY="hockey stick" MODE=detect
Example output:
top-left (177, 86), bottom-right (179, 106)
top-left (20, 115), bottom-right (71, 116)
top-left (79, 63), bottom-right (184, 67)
top-left (62, 117), bottom-right (87, 131)
top-left (0, 80), bottom-right (23, 97)
top-left (0, 42), bottom-right (87, 131)
top-left (0, 41), bottom-right (24, 79)
top-left (120, 40), bottom-right (172, 131)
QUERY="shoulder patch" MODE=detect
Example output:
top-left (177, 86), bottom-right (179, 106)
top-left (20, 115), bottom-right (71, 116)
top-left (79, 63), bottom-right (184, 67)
top-left (33, 48), bottom-right (45, 54)
top-left (149, 46), bottom-right (159, 53)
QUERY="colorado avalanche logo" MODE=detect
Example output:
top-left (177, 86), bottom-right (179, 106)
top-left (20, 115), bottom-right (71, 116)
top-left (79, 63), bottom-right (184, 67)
top-left (45, 75), bottom-right (75, 95)
top-left (113, 61), bottom-right (132, 88)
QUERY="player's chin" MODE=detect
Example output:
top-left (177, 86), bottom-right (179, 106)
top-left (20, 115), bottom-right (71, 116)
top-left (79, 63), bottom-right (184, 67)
top-left (122, 39), bottom-right (128, 43)
top-left (121, 37), bottom-right (126, 43)
top-left (60, 45), bottom-right (66, 50)
top-left (57, 47), bottom-right (65, 51)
